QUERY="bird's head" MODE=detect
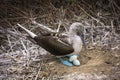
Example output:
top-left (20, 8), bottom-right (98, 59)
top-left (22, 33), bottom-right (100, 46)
top-left (69, 22), bottom-right (84, 35)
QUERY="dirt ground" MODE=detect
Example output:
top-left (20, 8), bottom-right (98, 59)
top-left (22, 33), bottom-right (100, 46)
top-left (0, 49), bottom-right (120, 80)
top-left (46, 49), bottom-right (120, 80)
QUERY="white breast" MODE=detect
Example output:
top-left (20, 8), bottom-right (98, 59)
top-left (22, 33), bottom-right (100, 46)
top-left (71, 35), bottom-right (83, 54)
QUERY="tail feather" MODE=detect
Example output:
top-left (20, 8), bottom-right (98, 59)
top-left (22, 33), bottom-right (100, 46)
top-left (17, 23), bottom-right (37, 38)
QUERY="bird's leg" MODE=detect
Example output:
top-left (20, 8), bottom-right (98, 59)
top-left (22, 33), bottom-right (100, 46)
top-left (68, 54), bottom-right (80, 66)
top-left (59, 57), bottom-right (74, 67)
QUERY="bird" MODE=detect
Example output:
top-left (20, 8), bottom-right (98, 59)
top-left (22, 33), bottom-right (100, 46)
top-left (17, 22), bottom-right (85, 66)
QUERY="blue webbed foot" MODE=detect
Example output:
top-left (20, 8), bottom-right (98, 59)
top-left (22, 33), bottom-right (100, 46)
top-left (67, 54), bottom-right (80, 66)
top-left (59, 58), bottom-right (74, 67)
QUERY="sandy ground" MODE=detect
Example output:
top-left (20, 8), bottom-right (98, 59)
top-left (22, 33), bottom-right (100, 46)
top-left (0, 49), bottom-right (120, 80)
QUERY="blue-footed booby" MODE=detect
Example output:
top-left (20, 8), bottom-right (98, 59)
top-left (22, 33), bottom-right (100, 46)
top-left (17, 22), bottom-right (85, 66)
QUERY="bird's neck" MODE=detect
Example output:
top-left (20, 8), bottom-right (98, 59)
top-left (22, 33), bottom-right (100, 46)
top-left (69, 31), bottom-right (77, 37)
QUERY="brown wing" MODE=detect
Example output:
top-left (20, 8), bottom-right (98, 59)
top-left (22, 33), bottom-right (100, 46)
top-left (34, 36), bottom-right (74, 56)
